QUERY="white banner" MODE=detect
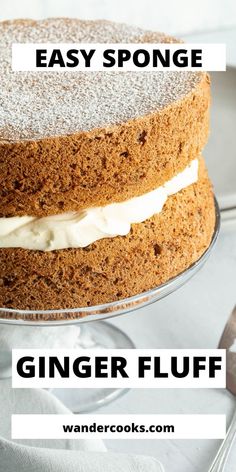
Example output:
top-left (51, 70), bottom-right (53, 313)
top-left (12, 43), bottom-right (226, 71)
top-left (11, 414), bottom-right (226, 440)
top-left (12, 349), bottom-right (226, 389)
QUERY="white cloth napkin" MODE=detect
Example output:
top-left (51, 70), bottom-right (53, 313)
top-left (0, 441), bottom-right (164, 472)
top-left (0, 379), bottom-right (164, 472)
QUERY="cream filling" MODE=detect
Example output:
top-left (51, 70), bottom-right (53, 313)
top-left (0, 159), bottom-right (198, 251)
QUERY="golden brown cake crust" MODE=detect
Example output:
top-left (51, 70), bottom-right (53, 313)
top-left (0, 158), bottom-right (215, 319)
top-left (0, 18), bottom-right (210, 217)
top-left (0, 76), bottom-right (210, 217)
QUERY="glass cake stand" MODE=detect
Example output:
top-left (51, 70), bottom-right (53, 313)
top-left (0, 199), bottom-right (220, 412)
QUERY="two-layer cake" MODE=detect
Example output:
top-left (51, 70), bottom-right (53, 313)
top-left (0, 18), bottom-right (215, 316)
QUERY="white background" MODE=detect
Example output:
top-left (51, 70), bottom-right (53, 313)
top-left (11, 43), bottom-right (226, 71)
top-left (12, 349), bottom-right (226, 389)
top-left (0, 0), bottom-right (236, 36)
top-left (11, 414), bottom-right (226, 440)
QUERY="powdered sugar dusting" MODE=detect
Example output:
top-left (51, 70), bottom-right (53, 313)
top-left (0, 18), bottom-right (202, 142)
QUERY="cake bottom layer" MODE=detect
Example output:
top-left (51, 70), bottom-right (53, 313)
top-left (0, 158), bottom-right (215, 319)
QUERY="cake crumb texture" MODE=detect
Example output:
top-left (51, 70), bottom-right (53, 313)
top-left (0, 158), bottom-right (215, 319)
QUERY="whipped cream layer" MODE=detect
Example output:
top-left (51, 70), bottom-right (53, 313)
top-left (0, 159), bottom-right (198, 251)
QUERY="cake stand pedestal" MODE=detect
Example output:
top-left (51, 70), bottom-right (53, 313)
top-left (0, 199), bottom-right (220, 412)
top-left (52, 321), bottom-right (134, 412)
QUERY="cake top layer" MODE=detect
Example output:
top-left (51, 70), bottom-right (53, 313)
top-left (0, 18), bottom-right (202, 142)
